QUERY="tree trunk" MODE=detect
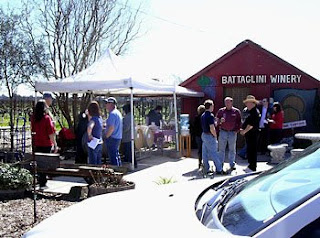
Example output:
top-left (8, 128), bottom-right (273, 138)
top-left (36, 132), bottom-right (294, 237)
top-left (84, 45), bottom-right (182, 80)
top-left (9, 96), bottom-right (15, 152)
top-left (72, 94), bottom-right (78, 133)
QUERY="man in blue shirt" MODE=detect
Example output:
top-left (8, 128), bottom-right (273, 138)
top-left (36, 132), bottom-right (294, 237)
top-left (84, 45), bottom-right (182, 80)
top-left (201, 99), bottom-right (224, 176)
top-left (104, 97), bottom-right (123, 166)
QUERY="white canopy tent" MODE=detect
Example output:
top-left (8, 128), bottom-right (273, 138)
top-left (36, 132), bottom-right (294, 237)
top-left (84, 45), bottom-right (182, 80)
top-left (35, 49), bottom-right (203, 169)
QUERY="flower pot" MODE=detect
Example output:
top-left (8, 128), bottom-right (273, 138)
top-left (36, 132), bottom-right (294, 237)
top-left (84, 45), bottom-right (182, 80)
top-left (88, 181), bottom-right (135, 197)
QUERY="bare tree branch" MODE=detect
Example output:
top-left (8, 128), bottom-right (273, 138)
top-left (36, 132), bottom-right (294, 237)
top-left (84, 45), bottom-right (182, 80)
top-left (20, 0), bottom-right (145, 128)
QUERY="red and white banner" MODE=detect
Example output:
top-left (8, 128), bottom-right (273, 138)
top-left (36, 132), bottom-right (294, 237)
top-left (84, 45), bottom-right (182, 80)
top-left (283, 120), bottom-right (307, 129)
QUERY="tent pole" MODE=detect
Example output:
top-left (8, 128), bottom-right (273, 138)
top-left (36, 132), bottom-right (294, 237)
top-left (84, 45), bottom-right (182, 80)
top-left (130, 88), bottom-right (135, 170)
top-left (173, 92), bottom-right (179, 152)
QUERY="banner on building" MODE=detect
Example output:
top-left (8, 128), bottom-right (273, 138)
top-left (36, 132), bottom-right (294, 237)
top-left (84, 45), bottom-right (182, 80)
top-left (283, 120), bottom-right (307, 129)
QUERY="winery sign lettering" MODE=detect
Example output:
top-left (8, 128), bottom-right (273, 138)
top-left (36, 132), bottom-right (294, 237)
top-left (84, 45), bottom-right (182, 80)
top-left (221, 74), bottom-right (302, 85)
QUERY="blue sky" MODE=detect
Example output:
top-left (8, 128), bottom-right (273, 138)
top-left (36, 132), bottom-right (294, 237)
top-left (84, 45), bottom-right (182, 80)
top-left (1, 0), bottom-right (320, 95)
top-left (126, 0), bottom-right (320, 83)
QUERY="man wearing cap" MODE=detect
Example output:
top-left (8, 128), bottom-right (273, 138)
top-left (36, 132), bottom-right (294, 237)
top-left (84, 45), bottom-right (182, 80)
top-left (240, 95), bottom-right (261, 172)
top-left (216, 97), bottom-right (241, 171)
top-left (43, 92), bottom-right (58, 155)
top-left (43, 92), bottom-right (55, 124)
top-left (104, 97), bottom-right (123, 166)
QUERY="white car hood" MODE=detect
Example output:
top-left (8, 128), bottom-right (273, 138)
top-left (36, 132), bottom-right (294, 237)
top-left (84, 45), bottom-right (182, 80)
top-left (23, 179), bottom-right (246, 238)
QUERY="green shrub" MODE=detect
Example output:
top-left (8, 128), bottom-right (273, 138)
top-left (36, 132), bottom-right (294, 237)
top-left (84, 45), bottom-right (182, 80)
top-left (0, 163), bottom-right (33, 190)
top-left (154, 176), bottom-right (176, 185)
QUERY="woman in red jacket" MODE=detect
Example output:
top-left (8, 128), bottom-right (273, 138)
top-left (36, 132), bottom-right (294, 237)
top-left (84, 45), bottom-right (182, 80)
top-left (268, 102), bottom-right (284, 145)
top-left (31, 100), bottom-right (57, 153)
top-left (31, 99), bottom-right (57, 187)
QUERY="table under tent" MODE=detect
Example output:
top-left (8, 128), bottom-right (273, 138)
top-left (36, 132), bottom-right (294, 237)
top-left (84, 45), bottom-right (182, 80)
top-left (35, 49), bottom-right (203, 170)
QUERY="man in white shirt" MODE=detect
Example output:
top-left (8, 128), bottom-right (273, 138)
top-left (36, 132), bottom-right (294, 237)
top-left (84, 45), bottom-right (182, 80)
top-left (257, 98), bottom-right (271, 154)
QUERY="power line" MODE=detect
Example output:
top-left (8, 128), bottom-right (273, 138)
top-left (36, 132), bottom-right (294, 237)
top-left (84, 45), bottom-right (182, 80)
top-left (117, 1), bottom-right (208, 33)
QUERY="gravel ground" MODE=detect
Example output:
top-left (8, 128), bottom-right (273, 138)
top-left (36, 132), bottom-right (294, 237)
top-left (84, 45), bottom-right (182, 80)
top-left (0, 193), bottom-right (76, 238)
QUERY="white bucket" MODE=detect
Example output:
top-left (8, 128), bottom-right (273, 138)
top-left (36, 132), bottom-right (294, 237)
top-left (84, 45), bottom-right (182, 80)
top-left (181, 129), bottom-right (190, 136)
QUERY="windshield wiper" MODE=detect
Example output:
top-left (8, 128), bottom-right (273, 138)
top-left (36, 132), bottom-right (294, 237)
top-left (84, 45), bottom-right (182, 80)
top-left (214, 172), bottom-right (260, 191)
top-left (207, 178), bottom-right (247, 208)
top-left (201, 179), bottom-right (248, 225)
top-left (217, 179), bottom-right (247, 216)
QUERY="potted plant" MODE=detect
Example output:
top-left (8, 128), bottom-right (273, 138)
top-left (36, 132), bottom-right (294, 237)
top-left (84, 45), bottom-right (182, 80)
top-left (0, 163), bottom-right (33, 200)
top-left (88, 170), bottom-right (135, 197)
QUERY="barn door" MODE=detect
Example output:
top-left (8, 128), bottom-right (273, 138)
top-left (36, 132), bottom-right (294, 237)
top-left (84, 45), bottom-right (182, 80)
top-left (223, 87), bottom-right (251, 110)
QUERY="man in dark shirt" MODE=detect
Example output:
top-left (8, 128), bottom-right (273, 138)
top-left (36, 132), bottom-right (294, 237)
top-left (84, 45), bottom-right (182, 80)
top-left (194, 105), bottom-right (205, 169)
top-left (240, 95), bottom-right (261, 172)
top-left (146, 106), bottom-right (164, 127)
top-left (216, 97), bottom-right (241, 171)
top-left (201, 99), bottom-right (223, 176)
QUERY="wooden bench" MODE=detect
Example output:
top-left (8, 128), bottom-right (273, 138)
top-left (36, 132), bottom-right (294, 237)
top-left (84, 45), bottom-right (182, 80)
top-left (23, 153), bottom-right (127, 184)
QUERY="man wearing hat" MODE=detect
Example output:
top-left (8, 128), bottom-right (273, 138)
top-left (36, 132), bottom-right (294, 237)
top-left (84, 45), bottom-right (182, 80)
top-left (104, 97), bottom-right (123, 166)
top-left (240, 95), bottom-right (261, 172)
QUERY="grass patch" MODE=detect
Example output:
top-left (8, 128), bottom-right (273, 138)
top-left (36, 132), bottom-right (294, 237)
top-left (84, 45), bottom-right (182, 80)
top-left (154, 176), bottom-right (177, 185)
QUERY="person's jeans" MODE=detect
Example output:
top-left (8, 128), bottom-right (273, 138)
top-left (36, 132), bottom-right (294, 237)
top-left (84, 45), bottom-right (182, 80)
top-left (105, 137), bottom-right (122, 166)
top-left (238, 144), bottom-right (247, 159)
top-left (123, 141), bottom-right (137, 167)
top-left (201, 133), bottom-right (222, 173)
top-left (88, 144), bottom-right (102, 165)
top-left (218, 130), bottom-right (237, 168)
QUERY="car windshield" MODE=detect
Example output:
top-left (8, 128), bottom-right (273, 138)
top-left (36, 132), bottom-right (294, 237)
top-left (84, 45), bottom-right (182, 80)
top-left (219, 144), bottom-right (320, 236)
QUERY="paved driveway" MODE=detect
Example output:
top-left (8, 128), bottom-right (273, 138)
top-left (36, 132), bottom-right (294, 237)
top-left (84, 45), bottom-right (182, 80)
top-left (42, 149), bottom-right (276, 194)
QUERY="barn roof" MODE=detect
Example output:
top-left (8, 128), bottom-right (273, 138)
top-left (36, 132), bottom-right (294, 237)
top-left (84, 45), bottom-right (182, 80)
top-left (180, 39), bottom-right (319, 87)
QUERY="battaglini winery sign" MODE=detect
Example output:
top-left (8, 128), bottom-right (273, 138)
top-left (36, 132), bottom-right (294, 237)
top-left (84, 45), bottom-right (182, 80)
top-left (221, 74), bottom-right (302, 85)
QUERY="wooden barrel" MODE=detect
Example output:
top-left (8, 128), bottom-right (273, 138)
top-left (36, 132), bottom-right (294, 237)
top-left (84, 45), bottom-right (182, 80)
top-left (139, 125), bottom-right (154, 148)
top-left (135, 127), bottom-right (144, 150)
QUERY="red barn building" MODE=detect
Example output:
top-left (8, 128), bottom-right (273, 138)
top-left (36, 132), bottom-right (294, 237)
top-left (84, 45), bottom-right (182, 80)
top-left (180, 39), bottom-right (320, 134)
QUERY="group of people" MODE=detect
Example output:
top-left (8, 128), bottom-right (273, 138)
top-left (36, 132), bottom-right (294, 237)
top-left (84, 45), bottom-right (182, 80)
top-left (31, 91), bottom-right (284, 184)
top-left (85, 97), bottom-right (137, 167)
top-left (194, 95), bottom-right (284, 176)
top-left (31, 93), bottom-right (166, 171)
top-left (31, 95), bottom-right (137, 187)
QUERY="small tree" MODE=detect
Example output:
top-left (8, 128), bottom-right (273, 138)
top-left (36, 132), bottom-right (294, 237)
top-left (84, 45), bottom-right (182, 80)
top-left (22, 0), bottom-right (144, 130)
top-left (0, 8), bottom-right (46, 151)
